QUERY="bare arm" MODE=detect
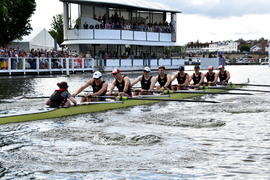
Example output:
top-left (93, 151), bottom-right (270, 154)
top-left (69, 96), bottom-right (77, 105)
top-left (164, 74), bottom-right (171, 89)
top-left (149, 76), bottom-right (158, 91)
top-left (199, 73), bottom-right (205, 85)
top-left (72, 79), bottom-right (93, 96)
top-left (123, 77), bottom-right (131, 92)
top-left (184, 74), bottom-right (190, 85)
top-left (131, 75), bottom-right (142, 87)
top-left (213, 73), bottom-right (218, 83)
top-left (225, 71), bottom-right (231, 82)
top-left (108, 80), bottom-right (116, 95)
top-left (171, 72), bottom-right (178, 83)
top-left (189, 74), bottom-right (194, 84)
top-left (92, 82), bottom-right (108, 96)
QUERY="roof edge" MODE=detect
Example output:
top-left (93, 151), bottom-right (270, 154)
top-left (59, 0), bottom-right (181, 13)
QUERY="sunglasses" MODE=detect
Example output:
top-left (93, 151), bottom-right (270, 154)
top-left (112, 73), bottom-right (118, 75)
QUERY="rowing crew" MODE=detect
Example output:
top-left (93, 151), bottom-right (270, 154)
top-left (46, 65), bottom-right (230, 108)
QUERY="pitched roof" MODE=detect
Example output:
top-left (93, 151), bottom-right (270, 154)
top-left (13, 28), bottom-right (46, 42)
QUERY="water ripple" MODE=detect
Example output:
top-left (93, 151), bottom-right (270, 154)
top-left (92, 133), bottom-right (162, 146)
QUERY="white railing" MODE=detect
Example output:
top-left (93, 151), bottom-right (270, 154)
top-left (101, 58), bottom-right (185, 71)
top-left (0, 57), bottom-right (94, 75)
top-left (0, 57), bottom-right (185, 75)
top-left (66, 29), bottom-right (172, 42)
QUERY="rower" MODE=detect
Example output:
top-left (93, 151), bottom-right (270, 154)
top-left (108, 68), bottom-right (132, 97)
top-left (171, 65), bottom-right (190, 90)
top-left (204, 65), bottom-right (217, 86)
top-left (131, 67), bottom-right (154, 96)
top-left (217, 65), bottom-right (230, 85)
top-left (72, 71), bottom-right (108, 102)
top-left (150, 66), bottom-right (171, 91)
top-left (189, 65), bottom-right (204, 88)
top-left (46, 81), bottom-right (77, 108)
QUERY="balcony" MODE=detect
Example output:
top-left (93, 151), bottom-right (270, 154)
top-left (63, 29), bottom-right (174, 46)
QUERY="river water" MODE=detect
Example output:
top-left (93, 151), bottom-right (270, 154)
top-left (0, 65), bottom-right (270, 179)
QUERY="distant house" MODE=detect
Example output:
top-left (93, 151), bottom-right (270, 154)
top-left (250, 45), bottom-right (262, 52)
top-left (209, 41), bottom-right (239, 53)
top-left (186, 41), bottom-right (239, 53)
top-left (186, 42), bottom-right (210, 53)
top-left (250, 40), bottom-right (268, 53)
top-left (8, 28), bottom-right (56, 51)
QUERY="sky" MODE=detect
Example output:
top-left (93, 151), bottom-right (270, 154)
top-left (31, 0), bottom-right (270, 45)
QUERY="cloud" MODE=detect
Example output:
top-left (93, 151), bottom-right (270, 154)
top-left (155, 0), bottom-right (270, 18)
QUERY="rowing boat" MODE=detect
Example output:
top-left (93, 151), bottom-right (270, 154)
top-left (0, 86), bottom-right (238, 125)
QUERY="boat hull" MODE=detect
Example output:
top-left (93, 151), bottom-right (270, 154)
top-left (0, 88), bottom-right (227, 125)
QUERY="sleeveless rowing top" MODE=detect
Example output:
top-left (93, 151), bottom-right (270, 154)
top-left (205, 72), bottom-right (216, 82)
top-left (192, 72), bottom-right (202, 84)
top-left (219, 71), bottom-right (228, 82)
top-left (92, 80), bottom-right (106, 96)
top-left (49, 89), bottom-right (69, 108)
top-left (158, 74), bottom-right (171, 89)
top-left (141, 75), bottom-right (152, 90)
top-left (115, 76), bottom-right (132, 96)
top-left (177, 72), bottom-right (188, 84)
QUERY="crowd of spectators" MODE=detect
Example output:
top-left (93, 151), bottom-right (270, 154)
top-left (0, 47), bottom-right (87, 70)
top-left (79, 13), bottom-right (173, 33)
top-left (0, 47), bottom-right (75, 59)
top-left (0, 46), bottom-right (179, 70)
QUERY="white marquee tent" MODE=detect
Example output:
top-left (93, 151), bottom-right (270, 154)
top-left (8, 28), bottom-right (56, 50)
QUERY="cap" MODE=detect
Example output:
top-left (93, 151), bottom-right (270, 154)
top-left (208, 66), bottom-right (214, 70)
top-left (93, 71), bottom-right (102, 79)
top-left (194, 65), bottom-right (200, 69)
top-left (144, 67), bottom-right (151, 72)
top-left (57, 81), bottom-right (68, 89)
top-left (178, 66), bottom-right (185, 71)
top-left (112, 68), bottom-right (120, 74)
top-left (158, 66), bottom-right (165, 70)
top-left (218, 65), bottom-right (225, 69)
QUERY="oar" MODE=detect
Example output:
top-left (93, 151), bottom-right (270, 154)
top-left (159, 90), bottom-right (252, 95)
top-left (110, 96), bottom-right (220, 103)
top-left (14, 96), bottom-right (50, 100)
top-left (230, 83), bottom-right (270, 87)
top-left (202, 86), bottom-right (270, 93)
top-left (75, 95), bottom-right (220, 103)
top-left (14, 94), bottom-right (86, 100)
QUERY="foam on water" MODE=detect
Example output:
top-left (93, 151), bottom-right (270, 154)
top-left (1, 66), bottom-right (270, 179)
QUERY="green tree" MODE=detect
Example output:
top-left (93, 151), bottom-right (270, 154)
top-left (49, 14), bottom-right (64, 47)
top-left (240, 45), bottom-right (250, 52)
top-left (0, 0), bottom-right (36, 47)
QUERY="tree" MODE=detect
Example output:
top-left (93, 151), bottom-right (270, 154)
top-left (240, 45), bottom-right (250, 52)
top-left (49, 14), bottom-right (64, 47)
top-left (0, 0), bottom-right (36, 47)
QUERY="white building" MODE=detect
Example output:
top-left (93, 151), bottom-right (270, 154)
top-left (60, 0), bottom-right (181, 58)
top-left (8, 28), bottom-right (56, 51)
top-left (208, 41), bottom-right (239, 52)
